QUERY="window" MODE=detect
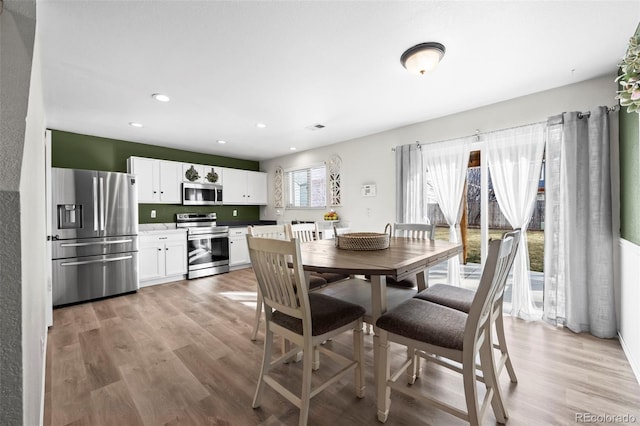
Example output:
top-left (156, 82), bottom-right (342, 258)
top-left (285, 164), bottom-right (326, 208)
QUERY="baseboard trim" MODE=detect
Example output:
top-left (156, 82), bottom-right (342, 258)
top-left (39, 329), bottom-right (48, 426)
top-left (619, 331), bottom-right (640, 385)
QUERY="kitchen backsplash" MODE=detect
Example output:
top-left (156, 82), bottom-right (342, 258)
top-left (138, 204), bottom-right (259, 224)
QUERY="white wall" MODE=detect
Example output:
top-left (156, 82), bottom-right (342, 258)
top-left (260, 74), bottom-right (618, 233)
top-left (21, 31), bottom-right (48, 426)
top-left (0, 0), bottom-right (37, 423)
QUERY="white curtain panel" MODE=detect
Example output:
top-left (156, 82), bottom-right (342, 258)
top-left (544, 107), bottom-right (616, 338)
top-left (422, 138), bottom-right (472, 286)
top-left (395, 144), bottom-right (425, 223)
top-left (486, 123), bottom-right (545, 321)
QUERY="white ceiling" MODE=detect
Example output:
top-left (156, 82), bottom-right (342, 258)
top-left (38, 1), bottom-right (640, 162)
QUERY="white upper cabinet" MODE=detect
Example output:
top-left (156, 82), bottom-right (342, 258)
top-left (222, 168), bottom-right (267, 205)
top-left (129, 157), bottom-right (261, 205)
top-left (158, 161), bottom-right (182, 202)
top-left (247, 170), bottom-right (268, 204)
top-left (128, 157), bottom-right (181, 204)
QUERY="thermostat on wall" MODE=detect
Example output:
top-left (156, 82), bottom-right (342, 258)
top-left (361, 184), bottom-right (377, 197)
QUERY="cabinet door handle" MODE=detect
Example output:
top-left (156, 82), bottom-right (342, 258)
top-left (158, 248), bottom-right (162, 251)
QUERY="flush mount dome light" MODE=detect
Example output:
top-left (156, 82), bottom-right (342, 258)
top-left (129, 122), bottom-right (143, 128)
top-left (400, 42), bottom-right (445, 75)
top-left (152, 93), bottom-right (170, 102)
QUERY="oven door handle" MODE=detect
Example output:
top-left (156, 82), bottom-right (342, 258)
top-left (188, 234), bottom-right (229, 241)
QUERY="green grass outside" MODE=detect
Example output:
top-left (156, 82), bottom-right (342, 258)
top-left (434, 227), bottom-right (544, 272)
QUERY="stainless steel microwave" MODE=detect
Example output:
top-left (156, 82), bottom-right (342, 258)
top-left (182, 182), bottom-right (223, 205)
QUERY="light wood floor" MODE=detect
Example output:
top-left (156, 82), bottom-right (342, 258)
top-left (45, 268), bottom-right (640, 426)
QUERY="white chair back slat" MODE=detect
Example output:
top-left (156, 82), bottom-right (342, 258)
top-left (287, 222), bottom-right (319, 242)
top-left (393, 223), bottom-right (435, 241)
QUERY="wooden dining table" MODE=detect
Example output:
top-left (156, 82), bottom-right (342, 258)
top-left (297, 237), bottom-right (462, 385)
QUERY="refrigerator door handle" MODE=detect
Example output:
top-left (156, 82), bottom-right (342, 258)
top-left (92, 177), bottom-right (99, 231)
top-left (59, 239), bottom-right (133, 247)
top-left (99, 177), bottom-right (105, 231)
top-left (60, 255), bottom-right (133, 267)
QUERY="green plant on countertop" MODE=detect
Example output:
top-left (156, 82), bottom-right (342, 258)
top-left (617, 34), bottom-right (640, 113)
top-left (185, 165), bottom-right (200, 181)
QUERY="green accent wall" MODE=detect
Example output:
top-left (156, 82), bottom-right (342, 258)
top-left (620, 24), bottom-right (640, 245)
top-left (51, 130), bottom-right (261, 224)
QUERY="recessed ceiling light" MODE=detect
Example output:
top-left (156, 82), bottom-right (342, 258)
top-left (290, 147), bottom-right (297, 151)
top-left (217, 140), bottom-right (227, 144)
top-left (129, 122), bottom-right (143, 128)
top-left (152, 93), bottom-right (170, 102)
top-left (256, 123), bottom-right (267, 129)
top-left (306, 123), bottom-right (326, 131)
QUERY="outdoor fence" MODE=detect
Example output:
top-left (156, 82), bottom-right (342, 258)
top-left (428, 198), bottom-right (545, 231)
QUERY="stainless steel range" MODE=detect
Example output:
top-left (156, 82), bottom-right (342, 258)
top-left (176, 213), bottom-right (229, 279)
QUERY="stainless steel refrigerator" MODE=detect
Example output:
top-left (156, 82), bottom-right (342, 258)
top-left (51, 168), bottom-right (139, 306)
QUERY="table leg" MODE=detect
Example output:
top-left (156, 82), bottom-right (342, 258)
top-left (416, 269), bottom-right (428, 292)
top-left (370, 275), bottom-right (387, 394)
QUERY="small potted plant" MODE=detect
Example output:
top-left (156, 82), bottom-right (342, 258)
top-left (616, 34), bottom-right (640, 113)
top-left (185, 165), bottom-right (200, 182)
top-left (206, 169), bottom-right (219, 183)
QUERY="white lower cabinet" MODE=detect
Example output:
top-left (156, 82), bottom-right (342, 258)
top-left (139, 230), bottom-right (187, 286)
top-left (229, 227), bottom-right (250, 269)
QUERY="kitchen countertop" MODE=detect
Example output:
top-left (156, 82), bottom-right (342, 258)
top-left (139, 223), bottom-right (185, 235)
top-left (218, 220), bottom-right (277, 228)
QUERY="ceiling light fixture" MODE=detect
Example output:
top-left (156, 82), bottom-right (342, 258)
top-left (152, 93), bottom-right (170, 102)
top-left (217, 140), bottom-right (227, 144)
top-left (290, 147), bottom-right (297, 151)
top-left (129, 122), bottom-right (143, 128)
top-left (400, 42), bottom-right (445, 75)
top-left (256, 123), bottom-right (267, 129)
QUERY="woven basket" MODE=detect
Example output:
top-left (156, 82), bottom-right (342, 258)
top-left (335, 223), bottom-right (391, 251)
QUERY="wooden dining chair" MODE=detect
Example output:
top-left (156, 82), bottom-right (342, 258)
top-left (389, 223), bottom-right (435, 288)
top-left (248, 235), bottom-right (365, 426)
top-left (249, 225), bottom-right (294, 341)
top-left (393, 222), bottom-right (435, 241)
top-left (375, 232), bottom-right (519, 425)
top-left (413, 229), bottom-right (521, 384)
top-left (286, 222), bottom-right (350, 284)
top-left (365, 223), bottom-right (435, 289)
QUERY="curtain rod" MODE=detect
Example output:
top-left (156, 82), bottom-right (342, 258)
top-left (391, 104), bottom-right (619, 151)
top-left (577, 105), bottom-right (618, 119)
top-left (391, 120), bottom-right (545, 151)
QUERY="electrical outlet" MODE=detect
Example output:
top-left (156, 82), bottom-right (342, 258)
top-left (151, 210), bottom-right (156, 218)
top-left (232, 210), bottom-right (238, 217)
